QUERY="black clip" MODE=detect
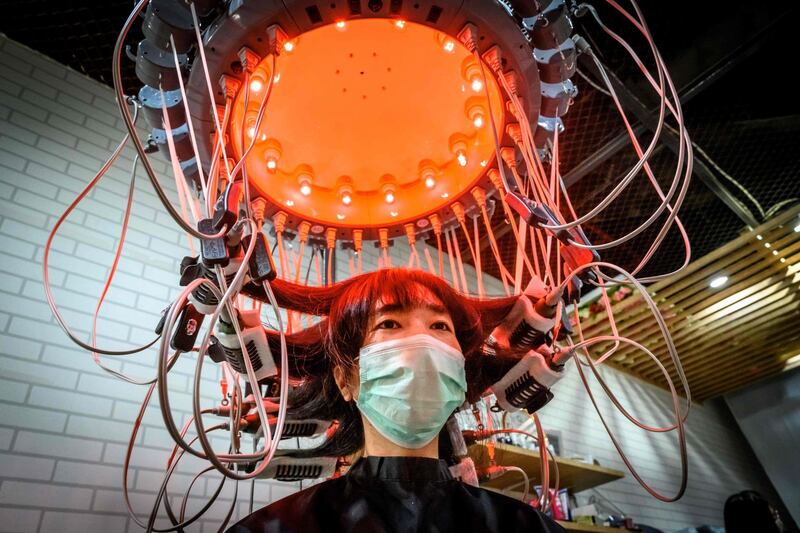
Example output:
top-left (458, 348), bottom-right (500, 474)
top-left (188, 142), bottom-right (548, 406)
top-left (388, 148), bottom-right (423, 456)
top-left (243, 233), bottom-right (277, 283)
top-left (212, 181), bottom-right (242, 231)
top-left (171, 303), bottom-right (204, 352)
top-left (504, 191), bottom-right (572, 242)
top-left (198, 218), bottom-right (230, 267)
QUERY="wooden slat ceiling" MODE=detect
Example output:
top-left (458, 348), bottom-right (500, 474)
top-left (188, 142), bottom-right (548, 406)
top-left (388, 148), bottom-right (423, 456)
top-left (579, 206), bottom-right (800, 402)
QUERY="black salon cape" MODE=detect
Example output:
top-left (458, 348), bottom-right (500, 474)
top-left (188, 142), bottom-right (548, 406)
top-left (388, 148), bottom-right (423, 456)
top-left (228, 456), bottom-right (566, 533)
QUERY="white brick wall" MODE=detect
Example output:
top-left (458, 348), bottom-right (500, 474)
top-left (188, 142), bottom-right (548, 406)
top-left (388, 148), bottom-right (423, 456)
top-left (0, 34), bottom-right (777, 533)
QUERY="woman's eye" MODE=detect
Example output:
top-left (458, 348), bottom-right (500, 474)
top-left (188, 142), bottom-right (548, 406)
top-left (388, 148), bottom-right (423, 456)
top-left (376, 319), bottom-right (401, 329)
top-left (431, 321), bottom-right (453, 332)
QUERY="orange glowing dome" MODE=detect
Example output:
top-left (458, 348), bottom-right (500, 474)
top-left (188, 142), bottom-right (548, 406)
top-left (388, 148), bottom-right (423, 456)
top-left (229, 19), bottom-right (506, 231)
top-left (184, 0), bottom-right (551, 241)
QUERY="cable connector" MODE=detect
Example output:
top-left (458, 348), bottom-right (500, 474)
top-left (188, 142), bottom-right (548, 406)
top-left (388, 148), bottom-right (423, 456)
top-left (404, 223), bottom-right (416, 247)
top-left (325, 227), bottom-right (337, 250)
top-left (352, 229), bottom-right (363, 253)
top-left (266, 24), bottom-right (290, 56)
top-left (251, 197), bottom-right (267, 226)
top-left (297, 221), bottom-right (311, 243)
top-left (506, 123), bottom-right (523, 147)
top-left (503, 71), bottom-right (521, 96)
top-left (273, 211), bottom-right (288, 234)
top-left (471, 186), bottom-right (487, 208)
top-left (237, 47), bottom-right (261, 73)
top-left (487, 168), bottom-right (504, 192)
top-left (378, 228), bottom-right (390, 250)
top-left (456, 23), bottom-right (480, 52)
top-left (482, 46), bottom-right (503, 72)
top-left (450, 203), bottom-right (466, 225)
top-left (218, 74), bottom-right (241, 99)
top-left (429, 213), bottom-right (443, 235)
top-left (500, 147), bottom-right (517, 170)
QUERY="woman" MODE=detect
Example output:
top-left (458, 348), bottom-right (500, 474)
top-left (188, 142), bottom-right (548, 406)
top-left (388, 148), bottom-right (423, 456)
top-left (232, 269), bottom-right (565, 532)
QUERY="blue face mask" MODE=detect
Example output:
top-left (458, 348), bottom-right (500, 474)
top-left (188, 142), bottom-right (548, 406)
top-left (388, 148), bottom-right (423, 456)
top-left (355, 334), bottom-right (467, 449)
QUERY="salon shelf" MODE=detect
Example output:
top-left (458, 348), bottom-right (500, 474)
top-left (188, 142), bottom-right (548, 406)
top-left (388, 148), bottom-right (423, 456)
top-left (468, 442), bottom-right (625, 493)
top-left (555, 521), bottom-right (627, 532)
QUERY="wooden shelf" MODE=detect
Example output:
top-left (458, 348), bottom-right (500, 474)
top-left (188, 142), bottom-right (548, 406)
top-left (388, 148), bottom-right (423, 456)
top-left (468, 442), bottom-right (624, 493)
top-left (556, 521), bottom-right (627, 532)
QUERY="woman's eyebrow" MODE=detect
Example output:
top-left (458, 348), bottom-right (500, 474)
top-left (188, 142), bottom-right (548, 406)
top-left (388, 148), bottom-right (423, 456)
top-left (373, 302), bottom-right (448, 315)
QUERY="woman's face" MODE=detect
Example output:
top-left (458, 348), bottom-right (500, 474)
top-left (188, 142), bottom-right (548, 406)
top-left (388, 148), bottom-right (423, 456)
top-left (362, 287), bottom-right (460, 352)
top-left (335, 285), bottom-right (461, 403)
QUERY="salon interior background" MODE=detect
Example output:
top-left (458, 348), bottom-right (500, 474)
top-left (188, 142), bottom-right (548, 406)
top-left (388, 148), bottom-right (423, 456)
top-left (1, 0), bottom-right (799, 531)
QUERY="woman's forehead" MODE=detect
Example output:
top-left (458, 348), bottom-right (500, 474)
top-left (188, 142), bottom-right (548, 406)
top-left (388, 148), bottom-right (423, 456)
top-left (371, 283), bottom-right (448, 315)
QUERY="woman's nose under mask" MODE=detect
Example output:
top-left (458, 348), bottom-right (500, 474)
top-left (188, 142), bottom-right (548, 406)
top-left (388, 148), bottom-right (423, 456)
top-left (355, 333), bottom-right (467, 449)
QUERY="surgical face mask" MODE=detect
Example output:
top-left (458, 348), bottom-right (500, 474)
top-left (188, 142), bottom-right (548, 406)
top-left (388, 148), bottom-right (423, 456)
top-left (355, 333), bottom-right (467, 449)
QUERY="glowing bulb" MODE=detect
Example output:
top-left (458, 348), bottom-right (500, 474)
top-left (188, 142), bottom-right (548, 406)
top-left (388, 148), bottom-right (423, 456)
top-left (425, 176), bottom-right (436, 188)
top-left (285, 199), bottom-right (295, 207)
top-left (471, 78), bottom-right (483, 92)
top-left (709, 275), bottom-right (728, 289)
top-left (473, 115), bottom-right (484, 128)
top-left (300, 183), bottom-right (312, 196)
top-left (441, 192), bottom-right (449, 198)
top-left (780, 258), bottom-right (786, 263)
top-left (772, 250), bottom-right (779, 256)
top-left (283, 40), bottom-right (295, 53)
top-left (249, 78), bottom-right (264, 92)
top-left (342, 193), bottom-right (352, 205)
top-left (247, 127), bottom-right (255, 138)
top-left (457, 152), bottom-right (467, 167)
top-left (336, 213), bottom-right (346, 220)
top-left (395, 20), bottom-right (406, 29)
top-left (795, 224), bottom-right (800, 233)
top-left (390, 210), bottom-right (399, 217)
top-left (385, 192), bottom-right (395, 204)
top-left (765, 242), bottom-right (771, 248)
top-left (266, 158), bottom-right (278, 170)
top-left (336, 20), bottom-right (346, 29)
top-left (756, 234), bottom-right (763, 240)
top-left (480, 160), bottom-right (488, 167)
top-left (443, 40), bottom-right (455, 53)
top-left (274, 73), bottom-right (281, 84)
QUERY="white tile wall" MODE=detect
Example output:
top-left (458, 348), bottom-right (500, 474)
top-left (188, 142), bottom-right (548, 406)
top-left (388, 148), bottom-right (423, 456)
top-left (0, 34), bottom-right (777, 533)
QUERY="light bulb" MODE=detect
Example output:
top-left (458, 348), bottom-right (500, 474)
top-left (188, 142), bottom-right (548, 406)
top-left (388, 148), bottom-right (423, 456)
top-left (283, 40), bottom-right (295, 53)
top-left (342, 193), bottom-right (352, 205)
top-left (473, 115), bottom-right (484, 128)
top-left (385, 192), bottom-right (395, 204)
top-left (443, 39), bottom-right (456, 53)
top-left (250, 78), bottom-right (264, 92)
top-left (395, 20), bottom-right (406, 29)
top-left (335, 21), bottom-right (346, 30)
top-left (286, 199), bottom-right (295, 207)
top-left (266, 158), bottom-right (278, 170)
top-left (709, 275), bottom-right (728, 289)
top-left (247, 126), bottom-right (255, 138)
top-left (336, 213), bottom-right (346, 220)
top-left (471, 78), bottom-right (483, 92)
top-left (300, 183), bottom-right (312, 196)
top-left (425, 176), bottom-right (436, 188)
top-left (457, 152), bottom-right (467, 167)
top-left (441, 192), bottom-right (449, 198)
top-left (390, 210), bottom-right (399, 217)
